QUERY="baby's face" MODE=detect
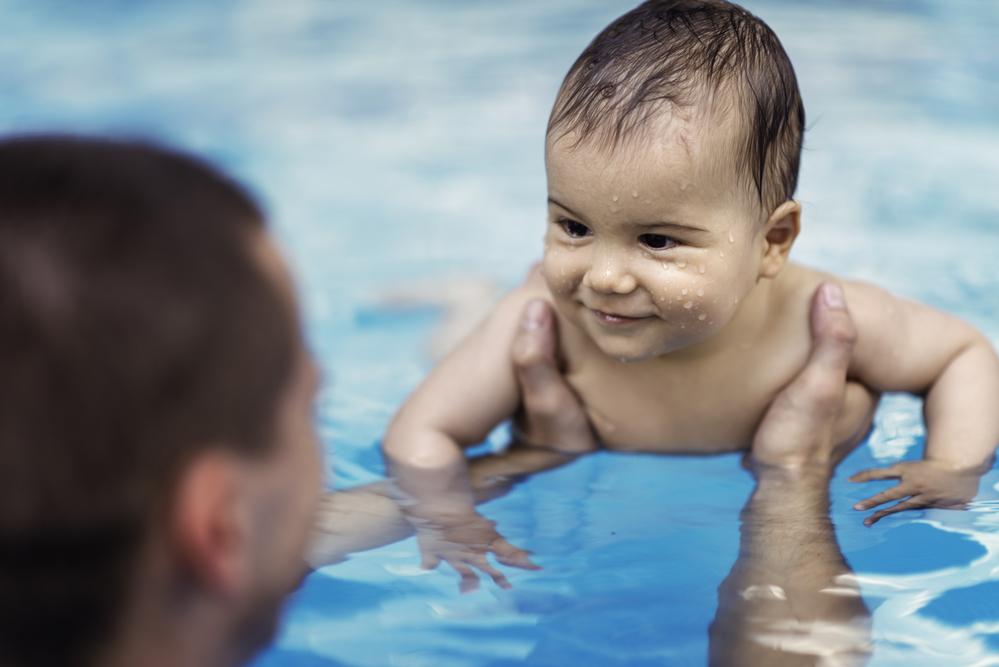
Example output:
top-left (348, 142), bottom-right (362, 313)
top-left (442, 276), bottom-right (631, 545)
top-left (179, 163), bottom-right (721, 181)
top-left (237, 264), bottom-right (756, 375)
top-left (543, 112), bottom-right (769, 362)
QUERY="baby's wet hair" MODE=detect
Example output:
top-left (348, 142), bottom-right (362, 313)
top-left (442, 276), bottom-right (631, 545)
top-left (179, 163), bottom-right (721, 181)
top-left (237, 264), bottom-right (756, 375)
top-left (548, 0), bottom-right (804, 213)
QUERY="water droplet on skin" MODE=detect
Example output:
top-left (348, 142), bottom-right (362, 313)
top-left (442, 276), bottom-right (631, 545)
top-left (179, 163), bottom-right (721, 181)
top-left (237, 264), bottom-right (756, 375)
top-left (728, 230), bottom-right (735, 244)
top-left (719, 251), bottom-right (725, 259)
top-left (631, 190), bottom-right (638, 198)
top-left (683, 301), bottom-right (693, 309)
top-left (698, 313), bottom-right (707, 321)
top-left (698, 264), bottom-right (706, 274)
top-left (677, 260), bottom-right (687, 269)
top-left (681, 288), bottom-right (688, 295)
top-left (612, 195), bottom-right (619, 203)
top-left (697, 288), bottom-right (704, 296)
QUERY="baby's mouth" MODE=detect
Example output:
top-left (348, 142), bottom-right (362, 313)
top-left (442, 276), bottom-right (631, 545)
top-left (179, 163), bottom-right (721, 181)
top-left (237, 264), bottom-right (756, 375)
top-left (589, 308), bottom-right (652, 326)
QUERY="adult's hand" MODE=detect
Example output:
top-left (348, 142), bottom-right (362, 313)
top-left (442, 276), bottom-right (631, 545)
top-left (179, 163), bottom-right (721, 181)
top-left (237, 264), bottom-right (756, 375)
top-left (751, 282), bottom-right (877, 470)
top-left (509, 284), bottom-right (876, 467)
top-left (510, 298), bottom-right (597, 455)
top-left (713, 282), bottom-right (875, 667)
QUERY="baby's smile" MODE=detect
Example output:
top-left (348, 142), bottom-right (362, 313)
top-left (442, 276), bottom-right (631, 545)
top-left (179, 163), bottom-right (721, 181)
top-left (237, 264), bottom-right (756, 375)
top-left (542, 115), bottom-right (766, 362)
top-left (588, 306), bottom-right (655, 326)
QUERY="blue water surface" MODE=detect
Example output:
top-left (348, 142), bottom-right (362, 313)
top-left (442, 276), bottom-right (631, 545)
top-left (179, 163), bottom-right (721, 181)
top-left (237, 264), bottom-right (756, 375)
top-left (2, 1), bottom-right (998, 665)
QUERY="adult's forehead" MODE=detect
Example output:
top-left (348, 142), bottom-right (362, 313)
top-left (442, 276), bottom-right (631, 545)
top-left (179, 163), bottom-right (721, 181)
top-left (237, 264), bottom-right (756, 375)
top-left (248, 229), bottom-right (305, 325)
top-left (249, 230), bottom-right (289, 288)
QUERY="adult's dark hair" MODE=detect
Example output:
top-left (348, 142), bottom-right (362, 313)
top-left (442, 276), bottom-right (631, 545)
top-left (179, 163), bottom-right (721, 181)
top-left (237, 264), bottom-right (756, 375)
top-left (548, 0), bottom-right (805, 213)
top-left (0, 136), bottom-right (296, 666)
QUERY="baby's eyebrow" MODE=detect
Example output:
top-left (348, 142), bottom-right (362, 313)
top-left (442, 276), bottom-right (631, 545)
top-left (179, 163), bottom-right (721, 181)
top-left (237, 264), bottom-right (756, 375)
top-left (547, 197), bottom-right (586, 222)
top-left (633, 220), bottom-right (710, 233)
top-left (548, 196), bottom-right (709, 234)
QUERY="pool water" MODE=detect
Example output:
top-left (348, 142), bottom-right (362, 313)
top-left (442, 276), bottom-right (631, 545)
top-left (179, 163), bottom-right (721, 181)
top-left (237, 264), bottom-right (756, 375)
top-left (3, 1), bottom-right (998, 665)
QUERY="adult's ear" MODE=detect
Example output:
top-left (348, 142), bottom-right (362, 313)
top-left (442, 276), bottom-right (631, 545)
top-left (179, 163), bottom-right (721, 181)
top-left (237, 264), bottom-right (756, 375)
top-left (758, 200), bottom-right (801, 279)
top-left (170, 450), bottom-right (252, 597)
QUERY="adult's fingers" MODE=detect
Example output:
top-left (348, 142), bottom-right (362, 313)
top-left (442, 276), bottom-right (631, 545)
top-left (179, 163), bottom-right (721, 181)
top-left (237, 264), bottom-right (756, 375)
top-left (511, 299), bottom-right (596, 454)
top-left (751, 282), bottom-right (859, 467)
top-left (513, 299), bottom-right (565, 416)
top-left (783, 282), bottom-right (857, 417)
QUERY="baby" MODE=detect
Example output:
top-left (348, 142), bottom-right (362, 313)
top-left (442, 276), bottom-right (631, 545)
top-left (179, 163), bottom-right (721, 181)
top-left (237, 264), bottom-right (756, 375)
top-left (384, 0), bottom-right (999, 584)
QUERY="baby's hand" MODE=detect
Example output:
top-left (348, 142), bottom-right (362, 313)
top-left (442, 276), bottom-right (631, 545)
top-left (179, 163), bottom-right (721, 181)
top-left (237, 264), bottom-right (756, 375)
top-left (849, 460), bottom-right (986, 526)
top-left (408, 508), bottom-right (539, 593)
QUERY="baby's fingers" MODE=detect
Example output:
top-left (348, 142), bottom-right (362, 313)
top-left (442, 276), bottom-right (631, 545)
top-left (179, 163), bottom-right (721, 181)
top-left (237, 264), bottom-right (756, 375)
top-left (447, 560), bottom-right (481, 594)
top-left (491, 537), bottom-right (542, 571)
top-left (849, 464), bottom-right (902, 483)
top-left (864, 497), bottom-right (924, 526)
top-left (468, 554), bottom-right (512, 590)
top-left (853, 484), bottom-right (911, 511)
top-left (421, 551), bottom-right (441, 571)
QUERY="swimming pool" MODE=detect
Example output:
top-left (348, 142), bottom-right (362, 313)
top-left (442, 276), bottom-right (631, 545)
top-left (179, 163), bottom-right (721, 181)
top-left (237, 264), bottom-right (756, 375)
top-left (3, 1), bottom-right (998, 664)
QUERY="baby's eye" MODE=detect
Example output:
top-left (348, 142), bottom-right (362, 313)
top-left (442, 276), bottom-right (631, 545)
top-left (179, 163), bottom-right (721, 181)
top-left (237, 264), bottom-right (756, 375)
top-left (558, 218), bottom-right (591, 239)
top-left (639, 233), bottom-right (678, 250)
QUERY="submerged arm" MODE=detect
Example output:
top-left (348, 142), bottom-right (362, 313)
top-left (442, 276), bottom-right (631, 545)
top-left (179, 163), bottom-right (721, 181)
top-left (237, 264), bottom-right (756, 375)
top-left (709, 465), bottom-right (870, 666)
top-left (308, 442), bottom-right (577, 568)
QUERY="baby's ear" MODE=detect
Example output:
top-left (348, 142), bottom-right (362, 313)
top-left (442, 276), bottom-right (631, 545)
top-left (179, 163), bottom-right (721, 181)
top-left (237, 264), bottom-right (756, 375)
top-left (758, 200), bottom-right (801, 279)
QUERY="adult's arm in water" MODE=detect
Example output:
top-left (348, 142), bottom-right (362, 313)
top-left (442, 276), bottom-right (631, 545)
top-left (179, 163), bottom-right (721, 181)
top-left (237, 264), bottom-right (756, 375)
top-left (709, 283), bottom-right (874, 666)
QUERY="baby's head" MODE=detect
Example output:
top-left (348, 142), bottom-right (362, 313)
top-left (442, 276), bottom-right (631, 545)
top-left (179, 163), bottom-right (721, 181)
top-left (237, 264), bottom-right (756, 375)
top-left (542, 0), bottom-right (805, 361)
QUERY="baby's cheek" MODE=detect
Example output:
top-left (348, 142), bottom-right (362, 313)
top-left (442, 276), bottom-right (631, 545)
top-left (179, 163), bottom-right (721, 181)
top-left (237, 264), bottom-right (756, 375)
top-left (541, 246), bottom-right (581, 296)
top-left (644, 270), bottom-right (733, 327)
top-left (685, 285), bottom-right (743, 332)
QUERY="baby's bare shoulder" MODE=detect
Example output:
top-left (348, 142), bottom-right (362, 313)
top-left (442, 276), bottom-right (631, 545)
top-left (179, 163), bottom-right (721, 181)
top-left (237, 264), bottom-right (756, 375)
top-left (464, 264), bottom-right (555, 346)
top-left (777, 263), bottom-right (889, 320)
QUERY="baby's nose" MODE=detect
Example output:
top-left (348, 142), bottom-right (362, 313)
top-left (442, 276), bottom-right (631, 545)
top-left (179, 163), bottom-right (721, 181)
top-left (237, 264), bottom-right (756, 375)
top-left (584, 253), bottom-right (637, 295)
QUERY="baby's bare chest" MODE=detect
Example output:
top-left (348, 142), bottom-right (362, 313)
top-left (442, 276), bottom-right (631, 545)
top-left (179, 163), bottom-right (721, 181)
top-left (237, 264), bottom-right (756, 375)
top-left (565, 347), bottom-right (809, 454)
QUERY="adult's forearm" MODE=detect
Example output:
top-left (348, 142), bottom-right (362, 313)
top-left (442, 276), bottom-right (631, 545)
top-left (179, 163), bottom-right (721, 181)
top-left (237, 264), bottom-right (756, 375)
top-left (709, 465), bottom-right (870, 666)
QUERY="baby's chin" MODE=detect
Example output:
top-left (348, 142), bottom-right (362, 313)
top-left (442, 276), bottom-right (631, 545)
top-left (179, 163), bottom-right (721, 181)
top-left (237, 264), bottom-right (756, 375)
top-left (588, 332), bottom-right (680, 363)
top-left (588, 322), bottom-right (719, 363)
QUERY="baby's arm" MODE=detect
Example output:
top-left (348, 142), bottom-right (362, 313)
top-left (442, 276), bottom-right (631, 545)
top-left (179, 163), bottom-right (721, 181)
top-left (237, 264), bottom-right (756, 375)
top-left (382, 273), bottom-right (566, 588)
top-left (843, 280), bottom-right (999, 522)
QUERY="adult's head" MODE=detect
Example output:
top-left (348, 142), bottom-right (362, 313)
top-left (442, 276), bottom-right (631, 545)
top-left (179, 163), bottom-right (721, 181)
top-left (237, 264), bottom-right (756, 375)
top-left (0, 136), bottom-right (323, 667)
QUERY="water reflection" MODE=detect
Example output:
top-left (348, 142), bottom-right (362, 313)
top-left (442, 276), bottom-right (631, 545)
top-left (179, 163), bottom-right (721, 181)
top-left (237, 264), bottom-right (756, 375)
top-left (309, 443), bottom-right (909, 665)
top-left (710, 464), bottom-right (871, 666)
